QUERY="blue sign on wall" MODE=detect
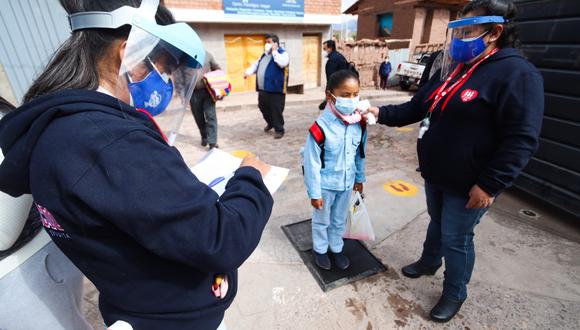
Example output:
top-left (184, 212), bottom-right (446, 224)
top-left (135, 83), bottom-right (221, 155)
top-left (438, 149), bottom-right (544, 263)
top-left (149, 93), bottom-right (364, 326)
top-left (223, 0), bottom-right (305, 18)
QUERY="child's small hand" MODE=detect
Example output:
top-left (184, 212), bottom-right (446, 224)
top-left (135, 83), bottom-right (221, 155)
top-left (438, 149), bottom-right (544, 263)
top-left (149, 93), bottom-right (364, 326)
top-left (311, 198), bottom-right (323, 209)
top-left (353, 183), bottom-right (364, 194)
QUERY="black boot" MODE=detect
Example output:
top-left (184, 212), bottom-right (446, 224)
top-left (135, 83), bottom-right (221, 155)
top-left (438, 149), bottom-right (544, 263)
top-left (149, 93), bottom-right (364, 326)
top-left (429, 295), bottom-right (464, 323)
top-left (331, 251), bottom-right (350, 270)
top-left (401, 260), bottom-right (442, 278)
top-left (314, 252), bottom-right (331, 270)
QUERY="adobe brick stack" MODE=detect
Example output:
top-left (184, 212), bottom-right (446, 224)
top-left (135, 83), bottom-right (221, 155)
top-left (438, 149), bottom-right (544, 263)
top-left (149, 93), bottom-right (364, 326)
top-left (338, 40), bottom-right (388, 88)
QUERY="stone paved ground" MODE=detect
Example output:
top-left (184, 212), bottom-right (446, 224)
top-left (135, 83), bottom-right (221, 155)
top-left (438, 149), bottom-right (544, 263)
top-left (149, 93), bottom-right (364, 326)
top-left (83, 89), bottom-right (580, 330)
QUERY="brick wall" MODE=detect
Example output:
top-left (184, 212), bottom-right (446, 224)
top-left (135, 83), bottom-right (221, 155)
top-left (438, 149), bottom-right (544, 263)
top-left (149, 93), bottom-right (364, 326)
top-left (164, 0), bottom-right (222, 9)
top-left (355, 0), bottom-right (415, 42)
top-left (337, 40), bottom-right (389, 88)
top-left (163, 0), bottom-right (340, 14)
top-left (306, 0), bottom-right (341, 14)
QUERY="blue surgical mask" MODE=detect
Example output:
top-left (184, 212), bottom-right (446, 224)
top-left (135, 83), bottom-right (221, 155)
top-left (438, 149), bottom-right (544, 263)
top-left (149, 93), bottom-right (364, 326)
top-left (450, 31), bottom-right (489, 63)
top-left (331, 94), bottom-right (360, 115)
top-left (127, 64), bottom-right (174, 117)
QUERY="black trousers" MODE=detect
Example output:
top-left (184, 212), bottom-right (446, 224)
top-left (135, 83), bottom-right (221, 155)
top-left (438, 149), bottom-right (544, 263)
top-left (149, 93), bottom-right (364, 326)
top-left (258, 91), bottom-right (285, 133)
top-left (190, 88), bottom-right (218, 145)
top-left (380, 75), bottom-right (389, 89)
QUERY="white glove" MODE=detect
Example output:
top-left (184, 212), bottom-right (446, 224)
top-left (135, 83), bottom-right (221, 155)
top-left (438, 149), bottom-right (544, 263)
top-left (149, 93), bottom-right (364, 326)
top-left (357, 100), bottom-right (376, 125)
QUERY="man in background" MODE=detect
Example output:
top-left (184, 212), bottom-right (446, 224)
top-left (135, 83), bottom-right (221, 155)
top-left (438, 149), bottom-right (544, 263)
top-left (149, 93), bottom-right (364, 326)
top-left (319, 40), bottom-right (349, 110)
top-left (244, 34), bottom-right (289, 139)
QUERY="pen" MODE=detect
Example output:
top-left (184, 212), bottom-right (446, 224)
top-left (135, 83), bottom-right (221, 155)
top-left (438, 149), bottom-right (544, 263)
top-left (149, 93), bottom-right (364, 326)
top-left (208, 176), bottom-right (225, 188)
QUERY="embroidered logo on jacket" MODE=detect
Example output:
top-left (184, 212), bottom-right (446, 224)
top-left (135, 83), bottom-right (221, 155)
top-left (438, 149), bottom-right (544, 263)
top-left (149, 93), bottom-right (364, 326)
top-left (35, 204), bottom-right (71, 239)
top-left (460, 89), bottom-right (478, 103)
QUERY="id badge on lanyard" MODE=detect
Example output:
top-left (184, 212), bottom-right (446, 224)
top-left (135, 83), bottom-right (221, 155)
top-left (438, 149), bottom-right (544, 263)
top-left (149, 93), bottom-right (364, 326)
top-left (418, 48), bottom-right (499, 140)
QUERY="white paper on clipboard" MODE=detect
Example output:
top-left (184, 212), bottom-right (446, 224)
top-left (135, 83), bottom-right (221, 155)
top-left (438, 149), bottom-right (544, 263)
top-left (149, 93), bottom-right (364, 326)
top-left (190, 148), bottom-right (289, 196)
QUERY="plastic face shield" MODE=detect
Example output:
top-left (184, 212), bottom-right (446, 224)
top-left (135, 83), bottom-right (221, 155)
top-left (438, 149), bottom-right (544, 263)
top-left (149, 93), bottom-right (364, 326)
top-left (69, 0), bottom-right (205, 146)
top-left (440, 16), bottom-right (505, 81)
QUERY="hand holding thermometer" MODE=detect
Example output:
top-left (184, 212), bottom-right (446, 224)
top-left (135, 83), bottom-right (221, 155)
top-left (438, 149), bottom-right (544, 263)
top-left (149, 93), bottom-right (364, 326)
top-left (357, 100), bottom-right (377, 125)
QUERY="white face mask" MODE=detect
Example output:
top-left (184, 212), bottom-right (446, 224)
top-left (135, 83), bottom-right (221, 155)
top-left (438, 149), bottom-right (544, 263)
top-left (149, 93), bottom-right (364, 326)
top-left (331, 94), bottom-right (360, 115)
top-left (264, 43), bottom-right (272, 53)
top-left (322, 50), bottom-right (329, 58)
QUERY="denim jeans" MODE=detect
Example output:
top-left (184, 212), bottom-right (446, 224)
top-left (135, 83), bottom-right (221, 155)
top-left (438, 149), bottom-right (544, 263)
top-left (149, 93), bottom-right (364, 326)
top-left (420, 182), bottom-right (488, 302)
top-left (312, 189), bottom-right (351, 254)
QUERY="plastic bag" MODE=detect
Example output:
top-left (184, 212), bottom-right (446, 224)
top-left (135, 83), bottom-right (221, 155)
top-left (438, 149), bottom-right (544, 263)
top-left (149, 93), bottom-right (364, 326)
top-left (343, 191), bottom-right (375, 241)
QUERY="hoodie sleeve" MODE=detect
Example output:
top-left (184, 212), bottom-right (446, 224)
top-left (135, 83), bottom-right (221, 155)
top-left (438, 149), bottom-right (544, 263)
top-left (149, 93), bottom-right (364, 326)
top-left (476, 70), bottom-right (545, 196)
top-left (72, 130), bottom-right (273, 273)
top-left (377, 73), bottom-right (434, 127)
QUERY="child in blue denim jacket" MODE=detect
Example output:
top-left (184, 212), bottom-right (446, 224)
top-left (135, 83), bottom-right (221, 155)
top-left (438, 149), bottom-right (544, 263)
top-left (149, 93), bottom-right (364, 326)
top-left (303, 70), bottom-right (367, 270)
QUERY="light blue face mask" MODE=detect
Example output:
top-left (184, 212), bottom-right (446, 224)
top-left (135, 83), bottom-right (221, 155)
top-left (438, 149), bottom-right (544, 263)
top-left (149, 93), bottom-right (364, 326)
top-left (331, 94), bottom-right (360, 115)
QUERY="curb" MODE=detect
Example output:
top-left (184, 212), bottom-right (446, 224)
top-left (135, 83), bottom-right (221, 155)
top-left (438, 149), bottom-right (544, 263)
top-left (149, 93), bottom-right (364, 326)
top-left (217, 92), bottom-right (412, 112)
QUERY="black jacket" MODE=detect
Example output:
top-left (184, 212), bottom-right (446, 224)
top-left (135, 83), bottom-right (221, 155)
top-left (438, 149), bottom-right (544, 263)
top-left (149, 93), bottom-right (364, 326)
top-left (325, 50), bottom-right (349, 81)
top-left (0, 90), bottom-right (273, 329)
top-left (378, 48), bottom-right (544, 197)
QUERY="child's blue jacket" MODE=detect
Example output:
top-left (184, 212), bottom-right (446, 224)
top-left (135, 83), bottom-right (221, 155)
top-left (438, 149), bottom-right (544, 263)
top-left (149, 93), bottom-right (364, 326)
top-left (303, 107), bottom-right (367, 199)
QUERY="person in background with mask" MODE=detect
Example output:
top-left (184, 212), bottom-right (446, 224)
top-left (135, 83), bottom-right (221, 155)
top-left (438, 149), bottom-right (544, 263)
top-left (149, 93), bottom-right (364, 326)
top-left (244, 34), bottom-right (289, 139)
top-left (319, 39), bottom-right (349, 110)
top-left (0, 97), bottom-right (91, 330)
top-left (0, 1), bottom-right (273, 329)
top-left (366, 0), bottom-right (543, 322)
top-left (303, 70), bottom-right (366, 271)
top-left (379, 55), bottom-right (392, 90)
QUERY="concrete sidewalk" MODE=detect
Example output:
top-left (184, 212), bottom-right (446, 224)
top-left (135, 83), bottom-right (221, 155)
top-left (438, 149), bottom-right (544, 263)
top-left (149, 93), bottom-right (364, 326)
top-left (216, 88), bottom-right (412, 112)
top-left (83, 92), bottom-right (580, 329)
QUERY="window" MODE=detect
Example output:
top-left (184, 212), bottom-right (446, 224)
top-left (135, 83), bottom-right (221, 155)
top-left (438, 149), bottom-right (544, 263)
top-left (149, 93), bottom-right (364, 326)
top-left (378, 13), bottom-right (393, 37)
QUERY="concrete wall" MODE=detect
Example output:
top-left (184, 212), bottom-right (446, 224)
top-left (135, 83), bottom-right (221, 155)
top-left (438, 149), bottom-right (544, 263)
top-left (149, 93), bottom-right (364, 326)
top-left (191, 23), bottom-right (331, 88)
top-left (0, 0), bottom-right (70, 104)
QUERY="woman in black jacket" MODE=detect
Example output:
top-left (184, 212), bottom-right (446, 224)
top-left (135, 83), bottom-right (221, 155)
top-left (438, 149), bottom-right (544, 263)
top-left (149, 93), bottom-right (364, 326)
top-left (0, 1), bottom-right (272, 328)
top-left (367, 0), bottom-right (544, 322)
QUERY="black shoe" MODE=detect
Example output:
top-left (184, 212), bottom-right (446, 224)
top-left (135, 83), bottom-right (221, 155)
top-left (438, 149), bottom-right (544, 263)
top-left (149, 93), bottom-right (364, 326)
top-left (274, 131), bottom-right (284, 139)
top-left (401, 260), bottom-right (442, 278)
top-left (209, 144), bottom-right (219, 149)
top-left (430, 295), bottom-right (464, 323)
top-left (201, 139), bottom-right (208, 147)
top-left (331, 252), bottom-right (350, 270)
top-left (264, 125), bottom-right (273, 132)
top-left (314, 252), bottom-right (331, 270)
top-left (318, 100), bottom-right (327, 110)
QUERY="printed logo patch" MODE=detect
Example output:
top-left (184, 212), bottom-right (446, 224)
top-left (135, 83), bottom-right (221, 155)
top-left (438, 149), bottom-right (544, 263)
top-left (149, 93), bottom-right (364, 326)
top-left (36, 203), bottom-right (71, 239)
top-left (461, 89), bottom-right (478, 103)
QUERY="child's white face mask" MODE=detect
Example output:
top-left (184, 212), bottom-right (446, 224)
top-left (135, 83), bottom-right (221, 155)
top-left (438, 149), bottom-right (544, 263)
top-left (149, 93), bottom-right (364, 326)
top-left (331, 94), bottom-right (360, 115)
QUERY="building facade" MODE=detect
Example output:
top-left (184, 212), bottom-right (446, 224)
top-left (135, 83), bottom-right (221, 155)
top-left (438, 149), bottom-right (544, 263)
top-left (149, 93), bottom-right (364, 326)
top-left (345, 0), bottom-right (467, 57)
top-left (164, 0), bottom-right (342, 93)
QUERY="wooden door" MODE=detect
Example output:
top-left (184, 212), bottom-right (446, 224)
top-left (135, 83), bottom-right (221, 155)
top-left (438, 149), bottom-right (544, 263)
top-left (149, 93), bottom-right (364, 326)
top-left (224, 35), bottom-right (266, 93)
top-left (302, 35), bottom-right (321, 89)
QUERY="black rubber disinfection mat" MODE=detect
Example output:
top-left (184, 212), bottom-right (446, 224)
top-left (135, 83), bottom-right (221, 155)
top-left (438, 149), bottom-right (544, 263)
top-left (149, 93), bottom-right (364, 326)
top-left (282, 219), bottom-right (387, 292)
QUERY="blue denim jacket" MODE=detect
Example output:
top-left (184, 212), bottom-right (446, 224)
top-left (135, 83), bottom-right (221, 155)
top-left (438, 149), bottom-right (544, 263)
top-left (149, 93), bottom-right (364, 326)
top-left (303, 107), bottom-right (367, 199)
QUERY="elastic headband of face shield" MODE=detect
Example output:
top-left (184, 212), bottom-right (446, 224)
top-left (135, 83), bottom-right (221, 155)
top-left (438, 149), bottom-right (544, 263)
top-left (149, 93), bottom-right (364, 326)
top-left (68, 0), bottom-right (205, 69)
top-left (447, 16), bottom-right (507, 29)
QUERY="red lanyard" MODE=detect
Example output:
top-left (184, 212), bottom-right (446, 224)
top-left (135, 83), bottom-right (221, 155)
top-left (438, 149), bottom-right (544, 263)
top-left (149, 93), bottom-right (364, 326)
top-left (136, 108), bottom-right (168, 142)
top-left (427, 48), bottom-right (499, 114)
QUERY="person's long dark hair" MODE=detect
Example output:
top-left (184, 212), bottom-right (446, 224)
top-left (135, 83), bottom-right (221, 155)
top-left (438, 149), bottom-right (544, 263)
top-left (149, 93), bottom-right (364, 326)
top-left (0, 96), bottom-right (15, 117)
top-left (23, 0), bottom-right (174, 103)
top-left (461, 0), bottom-right (520, 49)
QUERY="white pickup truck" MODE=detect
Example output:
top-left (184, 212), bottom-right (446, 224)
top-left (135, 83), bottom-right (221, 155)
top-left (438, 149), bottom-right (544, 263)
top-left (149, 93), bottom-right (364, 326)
top-left (395, 54), bottom-right (431, 90)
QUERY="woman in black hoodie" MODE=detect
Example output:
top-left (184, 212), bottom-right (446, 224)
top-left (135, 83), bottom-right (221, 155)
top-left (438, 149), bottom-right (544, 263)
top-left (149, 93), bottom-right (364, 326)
top-left (0, 1), bottom-right (273, 329)
top-left (367, 0), bottom-right (544, 322)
